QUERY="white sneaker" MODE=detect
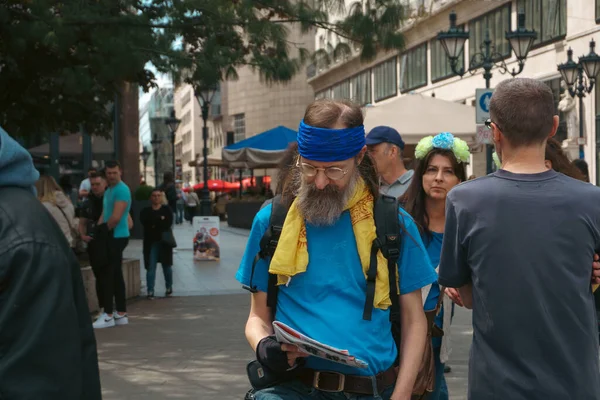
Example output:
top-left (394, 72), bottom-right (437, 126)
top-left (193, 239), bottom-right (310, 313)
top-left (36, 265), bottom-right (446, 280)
top-left (93, 313), bottom-right (115, 329)
top-left (114, 313), bottom-right (129, 326)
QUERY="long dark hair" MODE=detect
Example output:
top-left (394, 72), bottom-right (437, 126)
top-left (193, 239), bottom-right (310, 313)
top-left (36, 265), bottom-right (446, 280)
top-left (545, 138), bottom-right (586, 181)
top-left (403, 148), bottom-right (467, 243)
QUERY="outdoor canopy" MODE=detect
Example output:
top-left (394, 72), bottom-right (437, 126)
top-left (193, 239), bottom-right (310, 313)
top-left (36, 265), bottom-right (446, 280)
top-left (363, 94), bottom-right (477, 144)
top-left (222, 125), bottom-right (297, 168)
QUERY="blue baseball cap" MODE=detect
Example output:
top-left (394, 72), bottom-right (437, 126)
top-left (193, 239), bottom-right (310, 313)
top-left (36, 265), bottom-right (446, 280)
top-left (365, 126), bottom-right (405, 150)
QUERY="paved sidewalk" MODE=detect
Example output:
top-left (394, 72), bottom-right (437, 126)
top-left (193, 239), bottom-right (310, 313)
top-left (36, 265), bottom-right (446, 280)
top-left (97, 222), bottom-right (472, 399)
top-left (123, 223), bottom-right (249, 297)
top-left (96, 295), bottom-right (472, 399)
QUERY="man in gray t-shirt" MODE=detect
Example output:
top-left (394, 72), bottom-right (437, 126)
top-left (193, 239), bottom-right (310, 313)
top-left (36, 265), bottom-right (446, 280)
top-left (439, 78), bottom-right (600, 400)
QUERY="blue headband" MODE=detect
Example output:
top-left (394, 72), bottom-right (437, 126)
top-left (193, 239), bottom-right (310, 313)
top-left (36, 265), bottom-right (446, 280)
top-left (297, 120), bottom-right (366, 162)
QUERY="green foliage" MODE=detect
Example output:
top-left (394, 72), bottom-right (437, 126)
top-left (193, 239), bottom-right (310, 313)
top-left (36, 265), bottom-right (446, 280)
top-left (134, 184), bottom-right (155, 201)
top-left (0, 0), bottom-right (410, 137)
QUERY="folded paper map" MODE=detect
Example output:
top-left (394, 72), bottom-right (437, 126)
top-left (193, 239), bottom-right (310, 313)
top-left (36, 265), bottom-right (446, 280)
top-left (273, 321), bottom-right (368, 369)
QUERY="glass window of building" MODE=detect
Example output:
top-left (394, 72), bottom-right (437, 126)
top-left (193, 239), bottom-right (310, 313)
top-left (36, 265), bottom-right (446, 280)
top-left (518, 0), bottom-right (566, 47)
top-left (374, 57), bottom-right (397, 102)
top-left (234, 114), bottom-right (246, 143)
top-left (469, 4), bottom-right (511, 65)
top-left (332, 80), bottom-right (351, 100)
top-left (543, 78), bottom-right (567, 143)
top-left (350, 70), bottom-right (372, 106)
top-left (400, 43), bottom-right (427, 92)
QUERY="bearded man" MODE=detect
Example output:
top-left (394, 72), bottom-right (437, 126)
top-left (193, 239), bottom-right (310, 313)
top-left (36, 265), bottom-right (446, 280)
top-left (236, 99), bottom-right (437, 400)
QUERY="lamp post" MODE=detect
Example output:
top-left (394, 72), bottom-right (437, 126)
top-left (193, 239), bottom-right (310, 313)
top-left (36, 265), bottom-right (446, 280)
top-left (557, 39), bottom-right (600, 160)
top-left (150, 135), bottom-right (161, 187)
top-left (165, 110), bottom-right (182, 181)
top-left (437, 10), bottom-right (537, 174)
top-left (140, 146), bottom-right (151, 182)
top-left (194, 84), bottom-right (218, 216)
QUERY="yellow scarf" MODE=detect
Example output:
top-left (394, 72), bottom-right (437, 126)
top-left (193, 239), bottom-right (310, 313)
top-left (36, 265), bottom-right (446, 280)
top-left (269, 178), bottom-right (394, 310)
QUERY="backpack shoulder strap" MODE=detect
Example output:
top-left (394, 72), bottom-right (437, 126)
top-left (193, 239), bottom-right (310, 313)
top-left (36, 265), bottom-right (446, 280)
top-left (241, 195), bottom-right (289, 317)
top-left (362, 194), bottom-right (401, 321)
top-left (265, 196), bottom-right (288, 311)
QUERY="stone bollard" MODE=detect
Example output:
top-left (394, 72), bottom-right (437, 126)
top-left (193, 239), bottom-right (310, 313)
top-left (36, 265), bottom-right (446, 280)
top-left (81, 259), bottom-right (141, 314)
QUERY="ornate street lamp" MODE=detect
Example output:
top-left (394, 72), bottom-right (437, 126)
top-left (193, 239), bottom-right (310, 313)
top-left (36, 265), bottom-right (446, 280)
top-left (195, 83), bottom-right (218, 216)
top-left (557, 39), bottom-right (600, 160)
top-left (140, 146), bottom-right (151, 183)
top-left (164, 109), bottom-right (181, 182)
top-left (437, 10), bottom-right (537, 174)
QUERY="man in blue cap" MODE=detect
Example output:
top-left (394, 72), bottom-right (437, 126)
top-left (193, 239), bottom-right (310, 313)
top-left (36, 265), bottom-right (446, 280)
top-left (366, 126), bottom-right (414, 199)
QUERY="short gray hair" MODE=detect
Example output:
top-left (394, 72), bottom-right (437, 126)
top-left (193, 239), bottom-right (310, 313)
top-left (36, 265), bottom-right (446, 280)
top-left (489, 78), bottom-right (556, 147)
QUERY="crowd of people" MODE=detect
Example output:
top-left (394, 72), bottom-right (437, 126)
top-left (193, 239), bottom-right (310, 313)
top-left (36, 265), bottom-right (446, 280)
top-left (237, 78), bottom-right (600, 400)
top-left (0, 78), bottom-right (599, 399)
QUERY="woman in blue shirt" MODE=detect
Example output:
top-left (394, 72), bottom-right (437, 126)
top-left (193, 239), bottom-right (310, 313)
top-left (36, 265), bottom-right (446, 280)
top-left (402, 132), bottom-right (468, 400)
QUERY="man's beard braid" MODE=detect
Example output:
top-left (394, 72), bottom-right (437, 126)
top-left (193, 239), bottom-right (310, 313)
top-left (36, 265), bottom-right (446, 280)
top-left (295, 169), bottom-right (360, 227)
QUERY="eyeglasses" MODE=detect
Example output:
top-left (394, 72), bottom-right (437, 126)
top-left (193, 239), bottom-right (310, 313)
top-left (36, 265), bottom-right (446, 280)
top-left (484, 118), bottom-right (502, 131)
top-left (296, 159), bottom-right (348, 181)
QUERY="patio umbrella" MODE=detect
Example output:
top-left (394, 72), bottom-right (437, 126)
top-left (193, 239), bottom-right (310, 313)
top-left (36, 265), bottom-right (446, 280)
top-left (222, 126), bottom-right (297, 168)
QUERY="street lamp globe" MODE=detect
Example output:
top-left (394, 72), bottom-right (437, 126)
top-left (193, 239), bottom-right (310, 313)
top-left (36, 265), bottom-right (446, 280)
top-left (580, 39), bottom-right (600, 81)
top-left (140, 146), bottom-right (151, 164)
top-left (505, 12), bottom-right (537, 61)
top-left (437, 11), bottom-right (469, 62)
top-left (195, 83), bottom-right (218, 106)
top-left (165, 110), bottom-right (182, 136)
top-left (558, 48), bottom-right (580, 87)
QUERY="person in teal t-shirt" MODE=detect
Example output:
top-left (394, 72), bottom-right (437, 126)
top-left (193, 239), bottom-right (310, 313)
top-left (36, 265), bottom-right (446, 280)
top-left (402, 132), bottom-right (469, 400)
top-left (237, 100), bottom-right (437, 400)
top-left (93, 161), bottom-right (132, 330)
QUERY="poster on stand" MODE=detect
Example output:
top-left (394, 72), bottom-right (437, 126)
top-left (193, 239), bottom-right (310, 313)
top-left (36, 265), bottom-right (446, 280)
top-left (192, 216), bottom-right (221, 261)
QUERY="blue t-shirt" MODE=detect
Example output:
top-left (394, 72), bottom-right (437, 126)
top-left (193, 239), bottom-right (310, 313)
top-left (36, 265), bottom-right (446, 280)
top-left (423, 232), bottom-right (444, 349)
top-left (103, 181), bottom-right (131, 238)
top-left (236, 205), bottom-right (437, 376)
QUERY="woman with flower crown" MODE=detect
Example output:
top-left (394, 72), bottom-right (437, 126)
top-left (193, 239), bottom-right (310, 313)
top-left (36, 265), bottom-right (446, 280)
top-left (402, 132), bottom-right (470, 400)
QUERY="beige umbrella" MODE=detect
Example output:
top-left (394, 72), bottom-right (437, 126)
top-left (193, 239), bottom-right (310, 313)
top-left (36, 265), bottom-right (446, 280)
top-left (364, 94), bottom-right (477, 144)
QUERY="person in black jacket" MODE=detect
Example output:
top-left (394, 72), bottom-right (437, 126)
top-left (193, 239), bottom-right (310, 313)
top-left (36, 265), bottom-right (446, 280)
top-left (0, 127), bottom-right (101, 399)
top-left (140, 189), bottom-right (174, 298)
top-left (159, 171), bottom-right (178, 215)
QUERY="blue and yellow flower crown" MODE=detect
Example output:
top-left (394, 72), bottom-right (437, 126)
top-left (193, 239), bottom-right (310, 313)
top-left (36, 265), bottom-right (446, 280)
top-left (415, 132), bottom-right (470, 163)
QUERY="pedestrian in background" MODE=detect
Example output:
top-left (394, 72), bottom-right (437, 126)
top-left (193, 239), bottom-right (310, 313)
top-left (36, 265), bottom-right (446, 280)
top-left (175, 182), bottom-right (186, 224)
top-left (36, 175), bottom-right (78, 251)
top-left (140, 189), bottom-right (174, 299)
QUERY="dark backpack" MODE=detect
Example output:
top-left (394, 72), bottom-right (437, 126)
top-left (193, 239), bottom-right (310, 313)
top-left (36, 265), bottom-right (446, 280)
top-left (242, 193), bottom-right (403, 349)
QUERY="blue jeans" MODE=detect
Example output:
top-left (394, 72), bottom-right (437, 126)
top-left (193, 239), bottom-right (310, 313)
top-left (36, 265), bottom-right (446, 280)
top-left (428, 347), bottom-right (449, 400)
top-left (147, 242), bottom-right (173, 294)
top-left (254, 380), bottom-right (395, 400)
top-left (176, 203), bottom-right (184, 224)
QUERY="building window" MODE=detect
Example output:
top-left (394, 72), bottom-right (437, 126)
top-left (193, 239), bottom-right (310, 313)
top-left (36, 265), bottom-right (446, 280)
top-left (234, 114), bottom-right (246, 143)
top-left (431, 29), bottom-right (465, 83)
top-left (469, 4), bottom-right (511, 65)
top-left (518, 0), bottom-right (566, 47)
top-left (374, 57), bottom-right (397, 102)
top-left (332, 81), bottom-right (351, 100)
top-left (180, 91), bottom-right (191, 109)
top-left (350, 70), bottom-right (372, 106)
top-left (181, 110), bottom-right (191, 127)
top-left (543, 78), bottom-right (567, 143)
top-left (597, 0), bottom-right (600, 23)
top-left (400, 43), bottom-right (427, 92)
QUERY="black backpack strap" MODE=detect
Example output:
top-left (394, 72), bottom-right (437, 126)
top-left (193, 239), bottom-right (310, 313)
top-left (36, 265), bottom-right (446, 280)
top-left (362, 194), bottom-right (401, 322)
top-left (242, 195), bottom-right (289, 320)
